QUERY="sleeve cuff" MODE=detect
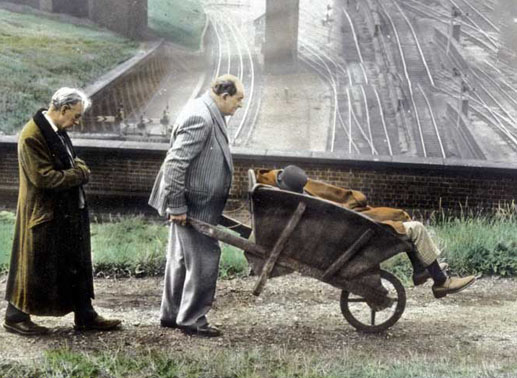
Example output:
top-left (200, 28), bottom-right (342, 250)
top-left (166, 206), bottom-right (188, 215)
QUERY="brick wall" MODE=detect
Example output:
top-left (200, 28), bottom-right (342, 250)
top-left (230, 156), bottom-right (517, 212)
top-left (2, 137), bottom-right (517, 214)
top-left (264, 0), bottom-right (299, 72)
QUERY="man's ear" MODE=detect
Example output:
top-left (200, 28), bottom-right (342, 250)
top-left (221, 93), bottom-right (229, 100)
top-left (61, 105), bottom-right (70, 115)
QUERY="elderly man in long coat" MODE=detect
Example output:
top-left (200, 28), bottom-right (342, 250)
top-left (4, 87), bottom-right (121, 335)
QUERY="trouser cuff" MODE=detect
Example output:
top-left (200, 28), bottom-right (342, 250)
top-left (427, 260), bottom-right (447, 285)
top-left (5, 303), bottom-right (30, 323)
top-left (73, 297), bottom-right (97, 325)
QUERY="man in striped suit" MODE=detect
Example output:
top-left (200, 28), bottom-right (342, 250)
top-left (149, 75), bottom-right (244, 337)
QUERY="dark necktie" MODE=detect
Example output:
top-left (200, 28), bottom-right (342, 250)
top-left (57, 130), bottom-right (86, 209)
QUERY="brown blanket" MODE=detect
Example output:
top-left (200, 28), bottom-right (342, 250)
top-left (256, 169), bottom-right (410, 234)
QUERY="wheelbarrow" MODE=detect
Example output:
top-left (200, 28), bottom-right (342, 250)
top-left (188, 169), bottom-right (413, 333)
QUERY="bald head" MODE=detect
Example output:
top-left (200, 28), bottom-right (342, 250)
top-left (210, 74), bottom-right (245, 116)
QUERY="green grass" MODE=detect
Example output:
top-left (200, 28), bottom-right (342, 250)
top-left (1, 346), bottom-right (516, 378)
top-left (0, 8), bottom-right (138, 134)
top-left (4, 209), bottom-right (517, 281)
top-left (0, 211), bottom-right (15, 269)
top-left (90, 217), bottom-right (168, 277)
top-left (148, 0), bottom-right (206, 49)
top-left (0, 213), bottom-right (249, 278)
top-left (383, 209), bottom-right (517, 282)
top-left (383, 214), bottom-right (517, 282)
top-left (430, 211), bottom-right (517, 277)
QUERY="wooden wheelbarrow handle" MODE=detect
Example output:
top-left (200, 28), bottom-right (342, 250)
top-left (188, 202), bottom-right (307, 296)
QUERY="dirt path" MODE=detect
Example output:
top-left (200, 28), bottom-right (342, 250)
top-left (0, 274), bottom-right (516, 365)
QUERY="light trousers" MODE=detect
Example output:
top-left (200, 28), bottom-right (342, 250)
top-left (160, 223), bottom-right (221, 328)
top-left (402, 221), bottom-right (441, 267)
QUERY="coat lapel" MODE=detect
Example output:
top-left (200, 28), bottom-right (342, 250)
top-left (201, 93), bottom-right (233, 172)
top-left (33, 109), bottom-right (73, 169)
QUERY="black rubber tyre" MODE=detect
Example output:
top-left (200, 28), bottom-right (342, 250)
top-left (340, 270), bottom-right (406, 333)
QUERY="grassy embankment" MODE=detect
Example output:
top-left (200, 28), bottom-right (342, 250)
top-left (0, 0), bottom-right (206, 135)
top-left (2, 209), bottom-right (517, 279)
top-left (148, 0), bottom-right (206, 49)
top-left (1, 346), bottom-right (515, 378)
top-left (0, 8), bottom-right (139, 135)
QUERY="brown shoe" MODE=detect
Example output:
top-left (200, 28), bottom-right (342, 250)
top-left (181, 324), bottom-right (222, 338)
top-left (413, 262), bottom-right (449, 286)
top-left (432, 276), bottom-right (476, 299)
top-left (74, 315), bottom-right (121, 331)
top-left (3, 319), bottom-right (49, 336)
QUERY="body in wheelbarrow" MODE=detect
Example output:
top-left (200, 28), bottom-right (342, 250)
top-left (189, 172), bottom-right (414, 333)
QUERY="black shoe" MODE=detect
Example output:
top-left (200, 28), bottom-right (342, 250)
top-left (74, 315), bottom-right (121, 331)
top-left (3, 319), bottom-right (49, 336)
top-left (181, 325), bottom-right (222, 338)
top-left (160, 319), bottom-right (178, 328)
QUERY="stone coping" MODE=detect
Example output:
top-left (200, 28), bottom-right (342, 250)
top-left (2, 135), bottom-right (517, 173)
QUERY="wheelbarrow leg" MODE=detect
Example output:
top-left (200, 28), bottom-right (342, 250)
top-left (252, 203), bottom-right (307, 296)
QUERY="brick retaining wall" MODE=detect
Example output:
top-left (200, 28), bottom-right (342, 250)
top-left (1, 137), bottom-right (517, 214)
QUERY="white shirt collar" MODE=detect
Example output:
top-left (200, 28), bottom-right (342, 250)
top-left (42, 111), bottom-right (59, 133)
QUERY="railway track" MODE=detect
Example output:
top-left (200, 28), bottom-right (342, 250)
top-left (299, 4), bottom-right (372, 154)
top-left (452, 0), bottom-right (499, 34)
top-left (205, 0), bottom-right (517, 161)
top-left (299, 41), bottom-right (375, 154)
top-left (416, 83), bottom-right (446, 158)
top-left (447, 0), bottom-right (499, 49)
top-left (398, 0), bottom-right (498, 52)
top-left (300, 2), bottom-right (400, 156)
top-left (298, 43), bottom-right (340, 152)
top-left (377, 0), bottom-right (446, 158)
top-left (205, 8), bottom-right (260, 147)
top-left (341, 7), bottom-right (369, 84)
top-left (401, 0), bottom-right (517, 159)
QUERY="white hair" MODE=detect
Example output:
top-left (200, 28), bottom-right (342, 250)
top-left (50, 87), bottom-right (91, 111)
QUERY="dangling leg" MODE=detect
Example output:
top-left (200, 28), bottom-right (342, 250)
top-left (403, 221), bottom-right (475, 298)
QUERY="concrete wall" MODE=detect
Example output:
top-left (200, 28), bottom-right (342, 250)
top-left (52, 0), bottom-right (89, 17)
top-left (4, 0), bottom-right (148, 39)
top-left (2, 137), bottom-right (517, 215)
top-left (89, 0), bottom-right (148, 39)
top-left (264, 0), bottom-right (299, 72)
top-left (11, 0), bottom-right (39, 7)
top-left (80, 41), bottom-right (170, 133)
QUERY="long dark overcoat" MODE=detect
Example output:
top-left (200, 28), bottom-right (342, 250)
top-left (5, 110), bottom-right (94, 316)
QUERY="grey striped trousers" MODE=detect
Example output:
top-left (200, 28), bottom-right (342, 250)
top-left (160, 223), bottom-right (221, 328)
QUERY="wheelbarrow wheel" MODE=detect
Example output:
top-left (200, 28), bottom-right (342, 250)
top-left (340, 270), bottom-right (406, 333)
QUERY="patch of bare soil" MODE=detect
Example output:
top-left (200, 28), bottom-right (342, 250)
top-left (0, 274), bottom-right (516, 364)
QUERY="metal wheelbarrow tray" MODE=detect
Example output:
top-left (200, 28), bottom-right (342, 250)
top-left (189, 171), bottom-right (413, 333)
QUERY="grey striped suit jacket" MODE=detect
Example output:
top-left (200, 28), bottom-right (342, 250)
top-left (149, 92), bottom-right (234, 225)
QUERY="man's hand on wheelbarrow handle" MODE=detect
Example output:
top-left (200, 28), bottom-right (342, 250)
top-left (168, 213), bottom-right (187, 226)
